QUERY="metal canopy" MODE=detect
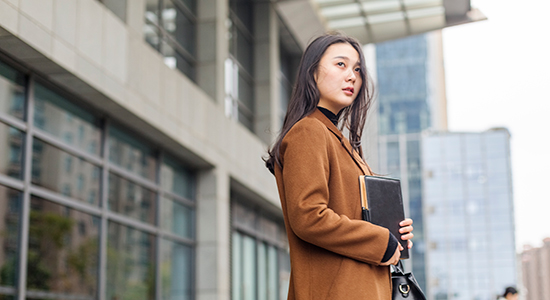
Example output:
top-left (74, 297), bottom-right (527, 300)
top-left (276, 0), bottom-right (486, 49)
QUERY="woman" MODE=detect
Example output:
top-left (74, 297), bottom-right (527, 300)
top-left (265, 33), bottom-right (414, 299)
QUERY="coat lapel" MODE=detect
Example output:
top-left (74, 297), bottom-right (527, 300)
top-left (310, 109), bottom-right (372, 175)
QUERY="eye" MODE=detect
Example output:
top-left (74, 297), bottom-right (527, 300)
top-left (337, 62), bottom-right (345, 67)
top-left (354, 67), bottom-right (361, 73)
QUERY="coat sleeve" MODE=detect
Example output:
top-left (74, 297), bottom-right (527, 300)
top-left (280, 119), bottom-right (392, 265)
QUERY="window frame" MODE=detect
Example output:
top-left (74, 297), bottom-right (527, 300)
top-left (0, 56), bottom-right (197, 300)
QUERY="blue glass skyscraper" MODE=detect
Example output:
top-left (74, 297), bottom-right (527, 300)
top-left (422, 129), bottom-right (517, 300)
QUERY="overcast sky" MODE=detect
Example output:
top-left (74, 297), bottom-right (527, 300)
top-left (442, 0), bottom-right (550, 250)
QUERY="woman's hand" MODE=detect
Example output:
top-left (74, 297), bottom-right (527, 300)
top-left (380, 244), bottom-right (402, 266)
top-left (399, 218), bottom-right (414, 249)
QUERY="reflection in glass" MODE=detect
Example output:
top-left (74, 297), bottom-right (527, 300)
top-left (163, 0), bottom-right (196, 57)
top-left (232, 232), bottom-right (242, 300)
top-left (108, 173), bottom-right (156, 224)
top-left (161, 196), bottom-right (193, 238)
top-left (0, 61), bottom-right (25, 120)
top-left (31, 139), bottom-right (101, 205)
top-left (161, 156), bottom-right (194, 199)
top-left (107, 222), bottom-right (155, 300)
top-left (160, 239), bottom-right (192, 300)
top-left (144, 0), bottom-right (161, 50)
top-left (109, 126), bottom-right (156, 181)
top-left (26, 197), bottom-right (99, 297)
top-left (242, 235), bottom-right (256, 300)
top-left (0, 186), bottom-right (21, 288)
top-left (161, 41), bottom-right (195, 82)
top-left (34, 83), bottom-right (101, 156)
top-left (0, 123), bottom-right (24, 179)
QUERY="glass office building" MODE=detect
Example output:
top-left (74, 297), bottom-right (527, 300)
top-left (375, 32), bottom-right (448, 291)
top-left (422, 129), bottom-right (517, 300)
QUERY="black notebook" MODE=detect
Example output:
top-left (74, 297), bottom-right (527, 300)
top-left (359, 175), bottom-right (409, 259)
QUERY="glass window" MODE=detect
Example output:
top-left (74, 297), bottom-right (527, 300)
top-left (0, 186), bottom-right (21, 288)
top-left (0, 61), bottom-right (25, 120)
top-left (143, 0), bottom-right (198, 82)
top-left (26, 197), bottom-right (99, 298)
top-left (160, 239), bottom-right (193, 300)
top-left (0, 123), bottom-right (24, 179)
top-left (108, 173), bottom-right (156, 224)
top-left (386, 141), bottom-right (400, 177)
top-left (144, 0), bottom-right (161, 50)
top-left (232, 232), bottom-right (243, 300)
top-left (242, 235), bottom-right (256, 300)
top-left (231, 201), bottom-right (289, 300)
top-left (161, 40), bottom-right (196, 81)
top-left (31, 139), bottom-right (101, 205)
top-left (107, 222), bottom-right (156, 300)
top-left (34, 83), bottom-right (102, 156)
top-left (161, 196), bottom-right (193, 238)
top-left (163, 0), bottom-right (196, 56)
top-left (161, 156), bottom-right (194, 199)
top-left (108, 126), bottom-right (156, 181)
top-left (227, 0), bottom-right (255, 131)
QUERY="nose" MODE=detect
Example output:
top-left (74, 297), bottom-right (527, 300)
top-left (347, 69), bottom-right (356, 82)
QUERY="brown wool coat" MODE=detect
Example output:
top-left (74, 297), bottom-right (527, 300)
top-left (275, 109), bottom-right (393, 300)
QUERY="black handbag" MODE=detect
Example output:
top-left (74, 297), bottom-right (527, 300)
top-left (391, 261), bottom-right (427, 300)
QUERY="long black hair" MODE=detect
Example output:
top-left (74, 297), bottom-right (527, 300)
top-left (265, 32), bottom-right (375, 174)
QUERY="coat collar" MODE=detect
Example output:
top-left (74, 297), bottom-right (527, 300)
top-left (309, 109), bottom-right (372, 175)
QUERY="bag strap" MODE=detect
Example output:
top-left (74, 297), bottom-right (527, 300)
top-left (391, 260), bottom-right (406, 275)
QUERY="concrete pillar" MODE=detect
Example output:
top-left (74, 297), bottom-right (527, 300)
top-left (253, 2), bottom-right (280, 145)
top-left (196, 166), bottom-right (231, 300)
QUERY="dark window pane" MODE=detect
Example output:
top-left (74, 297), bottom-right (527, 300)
top-left (161, 196), bottom-right (193, 238)
top-left (108, 126), bottom-right (156, 181)
top-left (107, 222), bottom-right (155, 300)
top-left (108, 173), bottom-right (156, 224)
top-left (31, 139), bottom-right (101, 205)
top-left (0, 186), bottom-right (21, 288)
top-left (34, 83), bottom-right (101, 156)
top-left (102, 0), bottom-right (127, 22)
top-left (144, 22), bottom-right (161, 50)
top-left (160, 239), bottom-right (192, 300)
top-left (0, 61), bottom-right (25, 120)
top-left (0, 123), bottom-right (24, 179)
top-left (230, 0), bottom-right (252, 29)
top-left (236, 27), bottom-right (253, 74)
top-left (161, 156), bottom-right (194, 199)
top-left (161, 41), bottom-right (195, 82)
top-left (145, 0), bottom-right (160, 25)
top-left (27, 197), bottom-right (99, 297)
top-left (163, 0), bottom-right (196, 56)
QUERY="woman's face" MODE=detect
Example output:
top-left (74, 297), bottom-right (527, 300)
top-left (315, 43), bottom-right (363, 114)
top-left (506, 294), bottom-right (518, 300)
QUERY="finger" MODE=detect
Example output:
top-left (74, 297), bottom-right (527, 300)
top-left (408, 240), bottom-right (413, 249)
top-left (399, 225), bottom-right (413, 234)
top-left (398, 243), bottom-right (404, 251)
top-left (399, 218), bottom-right (413, 226)
top-left (401, 233), bottom-right (414, 240)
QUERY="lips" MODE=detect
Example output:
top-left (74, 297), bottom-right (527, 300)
top-left (343, 87), bottom-right (354, 95)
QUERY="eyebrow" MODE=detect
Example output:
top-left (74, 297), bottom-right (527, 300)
top-left (332, 56), bottom-right (361, 65)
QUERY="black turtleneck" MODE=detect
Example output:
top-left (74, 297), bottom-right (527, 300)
top-left (317, 107), bottom-right (338, 126)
